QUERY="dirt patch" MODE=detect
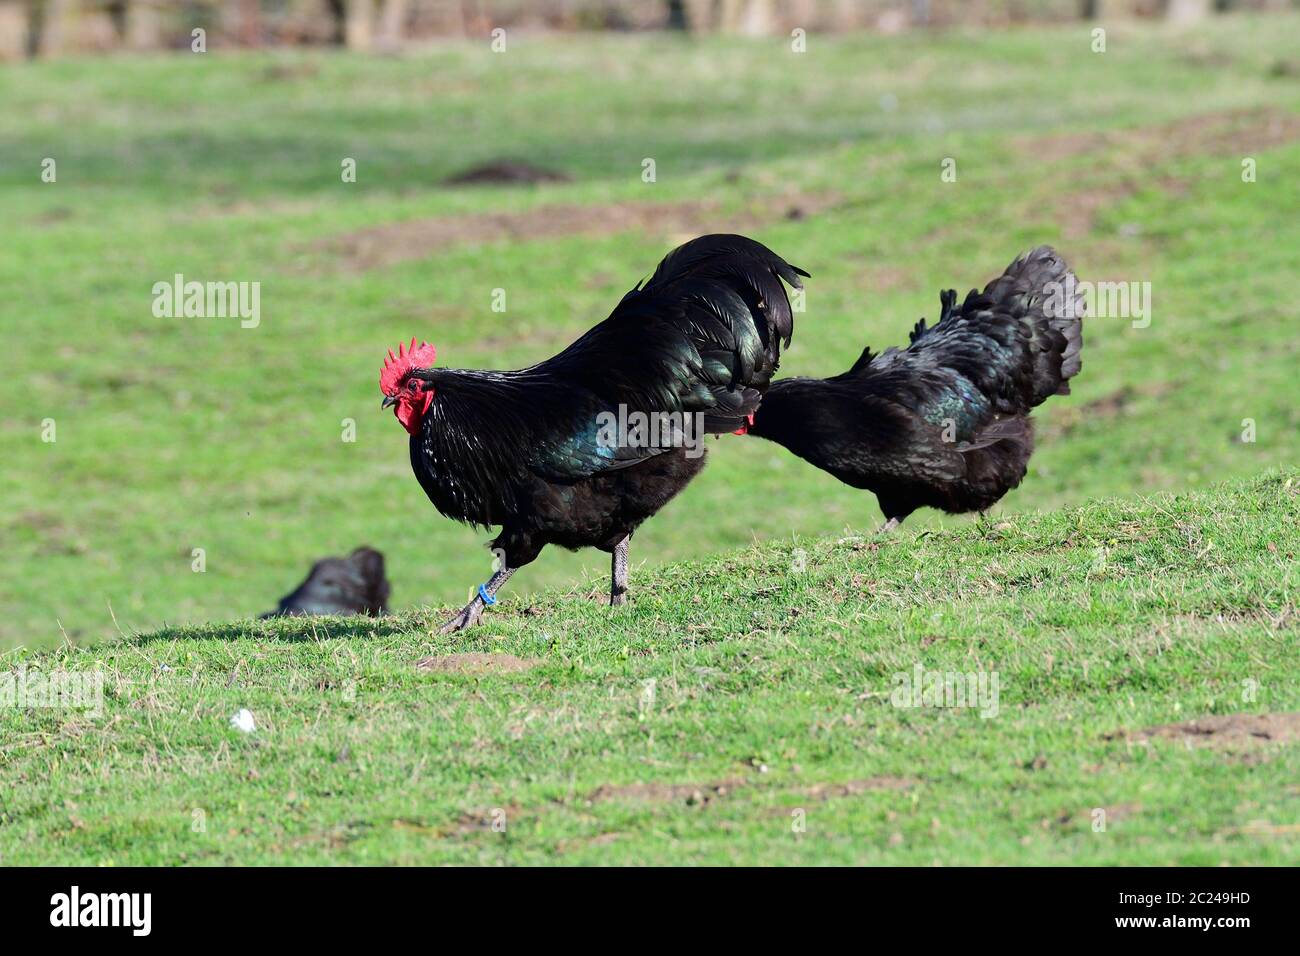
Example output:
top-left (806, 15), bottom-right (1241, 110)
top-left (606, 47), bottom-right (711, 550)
top-left (442, 774), bottom-right (916, 842)
top-left (1021, 109), bottom-right (1300, 240)
top-left (861, 265), bottom-right (918, 294)
top-left (1052, 802), bottom-right (1141, 830)
top-left (1019, 108), bottom-right (1300, 166)
top-left (1098, 801), bottom-right (1142, 824)
top-left (1041, 382), bottom-right (1176, 441)
top-left (1106, 712), bottom-right (1300, 750)
top-left (444, 160), bottom-right (572, 186)
top-left (798, 777), bottom-right (915, 799)
top-left (12, 510), bottom-right (87, 557)
top-left (312, 192), bottom-right (839, 273)
top-left (393, 804), bottom-right (523, 839)
top-left (414, 652), bottom-right (541, 675)
top-left (580, 775), bottom-right (912, 809)
top-left (448, 806), bottom-right (519, 836)
top-left (764, 777), bottom-right (917, 818)
top-left (1219, 821), bottom-right (1300, 838)
top-left (1079, 385), bottom-right (1140, 418)
top-left (1268, 58), bottom-right (1300, 79)
top-left (555, 830), bottom-right (624, 854)
top-left (584, 778), bottom-right (747, 807)
top-left (1059, 182), bottom-right (1144, 240)
top-left (33, 207), bottom-right (75, 226)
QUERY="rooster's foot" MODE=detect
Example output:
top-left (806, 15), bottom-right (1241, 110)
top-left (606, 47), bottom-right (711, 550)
top-left (438, 602), bottom-right (483, 634)
top-left (438, 572), bottom-right (514, 634)
top-left (609, 537), bottom-right (630, 608)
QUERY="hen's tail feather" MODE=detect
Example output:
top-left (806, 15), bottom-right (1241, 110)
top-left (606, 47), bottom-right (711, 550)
top-left (977, 244), bottom-right (1084, 407)
top-left (886, 245), bottom-right (1084, 417)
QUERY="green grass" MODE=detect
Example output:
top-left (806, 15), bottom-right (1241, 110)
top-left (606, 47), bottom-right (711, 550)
top-left (3, 16), bottom-right (1298, 647)
top-left (1, 472), bottom-right (1295, 865)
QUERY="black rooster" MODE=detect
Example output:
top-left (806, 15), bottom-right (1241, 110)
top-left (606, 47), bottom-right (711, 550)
top-left (749, 246), bottom-right (1083, 529)
top-left (381, 234), bottom-right (807, 631)
top-left (262, 547), bottom-right (390, 618)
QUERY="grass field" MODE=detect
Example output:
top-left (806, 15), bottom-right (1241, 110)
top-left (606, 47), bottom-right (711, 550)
top-left (1, 472), bottom-right (1295, 864)
top-left (2, 15), bottom-right (1299, 864)
top-left (3, 15), bottom-right (1298, 647)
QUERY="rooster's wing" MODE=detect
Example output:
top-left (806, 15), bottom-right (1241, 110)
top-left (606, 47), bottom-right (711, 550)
top-left (527, 233), bottom-right (808, 479)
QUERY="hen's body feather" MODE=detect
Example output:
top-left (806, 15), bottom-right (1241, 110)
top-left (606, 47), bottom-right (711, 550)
top-left (750, 246), bottom-right (1083, 523)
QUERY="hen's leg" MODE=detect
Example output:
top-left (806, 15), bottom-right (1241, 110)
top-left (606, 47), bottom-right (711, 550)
top-left (877, 517), bottom-right (902, 535)
top-left (609, 536), bottom-right (629, 606)
top-left (439, 566), bottom-right (516, 634)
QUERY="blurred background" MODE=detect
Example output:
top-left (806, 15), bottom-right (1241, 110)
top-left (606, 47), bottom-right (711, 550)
top-left (2, 0), bottom-right (1297, 646)
top-left (2, 0), bottom-right (1293, 59)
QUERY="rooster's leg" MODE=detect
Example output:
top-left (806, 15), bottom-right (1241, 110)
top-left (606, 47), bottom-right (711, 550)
top-left (609, 536), bottom-right (629, 606)
top-left (877, 517), bottom-right (901, 535)
top-left (439, 566), bottom-right (516, 634)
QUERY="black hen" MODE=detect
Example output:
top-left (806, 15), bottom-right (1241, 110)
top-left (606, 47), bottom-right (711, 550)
top-left (749, 246), bottom-right (1083, 528)
top-left (380, 234), bottom-right (807, 631)
top-left (263, 547), bottom-right (390, 618)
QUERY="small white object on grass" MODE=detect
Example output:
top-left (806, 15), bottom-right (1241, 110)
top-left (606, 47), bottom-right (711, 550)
top-left (230, 708), bottom-right (256, 733)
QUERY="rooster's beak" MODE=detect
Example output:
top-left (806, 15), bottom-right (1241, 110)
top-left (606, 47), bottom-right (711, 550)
top-left (381, 395), bottom-right (397, 409)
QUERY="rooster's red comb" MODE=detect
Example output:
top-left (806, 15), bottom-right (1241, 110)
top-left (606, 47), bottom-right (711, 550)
top-left (380, 338), bottom-right (437, 395)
